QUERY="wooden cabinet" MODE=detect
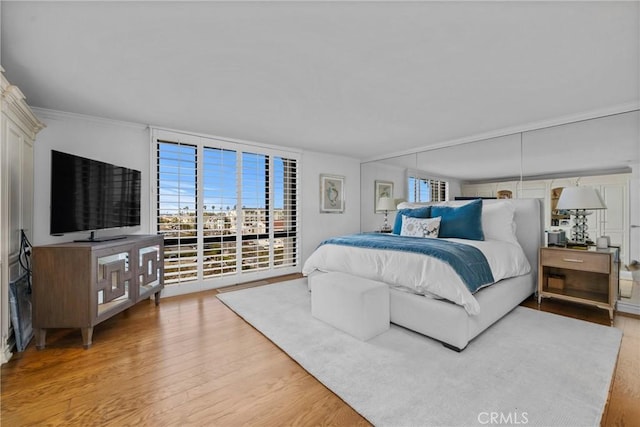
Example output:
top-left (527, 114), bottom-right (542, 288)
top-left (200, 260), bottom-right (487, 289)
top-left (32, 235), bottom-right (164, 349)
top-left (1, 68), bottom-right (45, 363)
top-left (538, 246), bottom-right (618, 323)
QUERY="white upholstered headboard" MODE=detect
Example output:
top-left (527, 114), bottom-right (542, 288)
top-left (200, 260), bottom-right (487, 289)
top-left (504, 198), bottom-right (543, 271)
top-left (397, 198), bottom-right (543, 273)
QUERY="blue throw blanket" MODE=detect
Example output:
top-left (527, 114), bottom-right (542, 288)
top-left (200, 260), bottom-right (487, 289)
top-left (319, 233), bottom-right (495, 293)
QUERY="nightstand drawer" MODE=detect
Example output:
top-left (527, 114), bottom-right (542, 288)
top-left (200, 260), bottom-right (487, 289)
top-left (541, 250), bottom-right (610, 274)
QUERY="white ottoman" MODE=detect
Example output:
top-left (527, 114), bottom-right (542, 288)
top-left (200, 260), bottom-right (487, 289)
top-left (310, 272), bottom-right (390, 340)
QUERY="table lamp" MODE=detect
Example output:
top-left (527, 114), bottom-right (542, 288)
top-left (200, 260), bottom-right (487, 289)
top-left (377, 196), bottom-right (396, 232)
top-left (556, 185), bottom-right (606, 246)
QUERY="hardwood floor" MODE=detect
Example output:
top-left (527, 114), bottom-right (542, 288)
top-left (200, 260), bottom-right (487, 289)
top-left (1, 274), bottom-right (638, 426)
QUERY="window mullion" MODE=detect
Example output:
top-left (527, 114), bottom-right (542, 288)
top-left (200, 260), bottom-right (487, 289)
top-left (268, 155), bottom-right (274, 268)
top-left (196, 140), bottom-right (204, 282)
top-left (235, 150), bottom-right (243, 279)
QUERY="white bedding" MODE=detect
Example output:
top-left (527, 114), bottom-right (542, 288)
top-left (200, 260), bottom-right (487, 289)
top-left (302, 237), bottom-right (531, 315)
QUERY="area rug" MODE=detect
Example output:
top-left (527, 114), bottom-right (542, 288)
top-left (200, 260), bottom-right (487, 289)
top-left (217, 279), bottom-right (622, 426)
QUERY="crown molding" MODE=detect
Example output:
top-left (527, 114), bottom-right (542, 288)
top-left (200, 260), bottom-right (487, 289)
top-left (31, 108), bottom-right (305, 156)
top-left (2, 69), bottom-right (46, 136)
top-left (31, 107), bottom-right (148, 131)
top-left (463, 167), bottom-right (632, 185)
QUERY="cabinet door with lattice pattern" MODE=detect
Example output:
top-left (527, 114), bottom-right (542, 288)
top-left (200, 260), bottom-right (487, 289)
top-left (96, 249), bottom-right (135, 321)
top-left (137, 238), bottom-right (164, 302)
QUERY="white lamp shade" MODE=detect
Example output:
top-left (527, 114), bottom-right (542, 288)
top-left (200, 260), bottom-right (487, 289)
top-left (377, 196), bottom-right (397, 211)
top-left (556, 186), bottom-right (607, 210)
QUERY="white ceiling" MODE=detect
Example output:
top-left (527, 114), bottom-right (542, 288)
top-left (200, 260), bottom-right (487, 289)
top-left (2, 1), bottom-right (639, 167)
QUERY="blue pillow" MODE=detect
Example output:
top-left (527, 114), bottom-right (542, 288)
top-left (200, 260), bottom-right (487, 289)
top-left (392, 207), bottom-right (431, 235)
top-left (431, 199), bottom-right (484, 240)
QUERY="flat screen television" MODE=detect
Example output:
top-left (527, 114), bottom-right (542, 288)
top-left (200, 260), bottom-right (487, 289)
top-left (50, 150), bottom-right (141, 241)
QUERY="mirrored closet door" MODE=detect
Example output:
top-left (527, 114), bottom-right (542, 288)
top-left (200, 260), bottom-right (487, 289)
top-left (361, 110), bottom-right (640, 313)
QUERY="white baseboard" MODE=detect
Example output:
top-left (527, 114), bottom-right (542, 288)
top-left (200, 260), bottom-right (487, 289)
top-left (1, 343), bottom-right (13, 365)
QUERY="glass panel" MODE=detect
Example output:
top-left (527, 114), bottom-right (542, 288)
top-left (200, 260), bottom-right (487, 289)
top-left (407, 176), bottom-right (448, 203)
top-left (156, 135), bottom-right (300, 284)
top-left (163, 241), bottom-right (198, 285)
top-left (203, 240), bottom-right (237, 277)
top-left (97, 251), bottom-right (130, 315)
top-left (241, 238), bottom-right (270, 272)
top-left (240, 152), bottom-right (270, 271)
top-left (157, 141), bottom-right (198, 284)
top-left (274, 157), bottom-right (297, 268)
top-left (203, 147), bottom-right (238, 278)
top-left (139, 245), bottom-right (160, 296)
top-left (274, 236), bottom-right (297, 268)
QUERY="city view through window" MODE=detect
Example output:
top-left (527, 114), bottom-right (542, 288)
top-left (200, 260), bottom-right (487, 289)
top-left (157, 141), bottom-right (297, 284)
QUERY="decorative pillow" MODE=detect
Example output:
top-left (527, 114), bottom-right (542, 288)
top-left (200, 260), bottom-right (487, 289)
top-left (431, 198), bottom-right (484, 240)
top-left (400, 216), bottom-right (441, 238)
top-left (392, 206), bottom-right (431, 235)
top-left (482, 201), bottom-right (518, 243)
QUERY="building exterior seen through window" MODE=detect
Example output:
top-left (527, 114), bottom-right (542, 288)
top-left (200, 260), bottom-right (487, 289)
top-left (156, 140), bottom-right (298, 285)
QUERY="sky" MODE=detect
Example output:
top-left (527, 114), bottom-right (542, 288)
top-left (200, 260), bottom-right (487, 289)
top-left (408, 177), bottom-right (431, 203)
top-left (157, 142), bottom-right (290, 215)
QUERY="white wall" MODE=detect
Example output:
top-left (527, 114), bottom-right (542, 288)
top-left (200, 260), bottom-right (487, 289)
top-left (301, 151), bottom-right (361, 263)
top-left (32, 109), bottom-right (150, 245)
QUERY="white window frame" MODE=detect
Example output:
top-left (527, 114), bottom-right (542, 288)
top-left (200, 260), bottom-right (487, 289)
top-left (151, 128), bottom-right (301, 297)
top-left (405, 168), bottom-right (450, 203)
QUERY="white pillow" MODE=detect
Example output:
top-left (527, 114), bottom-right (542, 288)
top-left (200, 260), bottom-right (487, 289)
top-left (401, 216), bottom-right (441, 238)
top-left (396, 201), bottom-right (447, 210)
top-left (482, 201), bottom-right (518, 243)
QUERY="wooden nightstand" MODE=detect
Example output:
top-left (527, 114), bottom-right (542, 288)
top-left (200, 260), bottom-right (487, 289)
top-left (538, 246), bottom-right (618, 324)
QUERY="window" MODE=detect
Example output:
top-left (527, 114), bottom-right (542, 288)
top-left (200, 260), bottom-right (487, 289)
top-left (272, 156), bottom-right (297, 268)
top-left (154, 130), bottom-right (299, 287)
top-left (407, 175), bottom-right (448, 203)
top-left (157, 141), bottom-right (198, 284)
top-left (202, 147), bottom-right (237, 278)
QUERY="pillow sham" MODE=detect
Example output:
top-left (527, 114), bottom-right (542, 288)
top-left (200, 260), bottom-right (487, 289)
top-left (392, 206), bottom-right (431, 234)
top-left (431, 198), bottom-right (484, 240)
top-left (482, 200), bottom-right (518, 243)
top-left (400, 216), bottom-right (441, 238)
top-left (396, 201), bottom-right (448, 210)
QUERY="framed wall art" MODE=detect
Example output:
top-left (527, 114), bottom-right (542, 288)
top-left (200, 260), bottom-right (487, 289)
top-left (374, 180), bottom-right (394, 213)
top-left (320, 174), bottom-right (345, 213)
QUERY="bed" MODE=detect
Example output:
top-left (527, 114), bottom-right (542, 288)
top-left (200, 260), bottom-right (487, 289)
top-left (302, 198), bottom-right (543, 351)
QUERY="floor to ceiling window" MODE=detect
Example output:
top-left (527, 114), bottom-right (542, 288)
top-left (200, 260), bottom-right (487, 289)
top-left (153, 129), bottom-right (299, 290)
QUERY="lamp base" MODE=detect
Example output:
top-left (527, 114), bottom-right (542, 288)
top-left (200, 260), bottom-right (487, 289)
top-left (382, 211), bottom-right (390, 232)
top-left (570, 209), bottom-right (592, 244)
top-left (566, 241), bottom-right (590, 250)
